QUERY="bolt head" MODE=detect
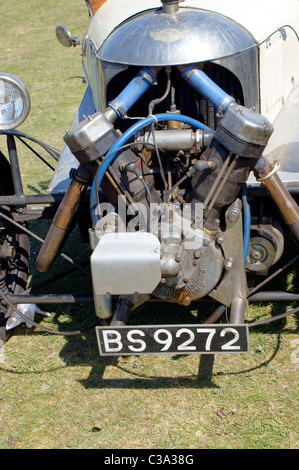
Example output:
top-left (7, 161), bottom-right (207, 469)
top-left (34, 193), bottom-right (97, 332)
top-left (215, 234), bottom-right (224, 245)
top-left (227, 209), bottom-right (240, 222)
top-left (193, 249), bottom-right (202, 259)
top-left (224, 259), bottom-right (233, 271)
top-left (249, 247), bottom-right (264, 261)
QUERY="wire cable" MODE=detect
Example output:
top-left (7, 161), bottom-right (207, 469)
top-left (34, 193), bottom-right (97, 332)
top-left (0, 129), bottom-right (60, 161)
top-left (148, 67), bottom-right (171, 115)
top-left (0, 286), bottom-right (101, 336)
top-left (90, 113), bottom-right (211, 227)
top-left (150, 123), bottom-right (168, 192)
top-left (164, 173), bottom-right (189, 202)
top-left (92, 140), bottom-right (165, 223)
top-left (248, 253), bottom-right (299, 298)
top-left (247, 306), bottom-right (299, 328)
top-left (0, 210), bottom-right (90, 276)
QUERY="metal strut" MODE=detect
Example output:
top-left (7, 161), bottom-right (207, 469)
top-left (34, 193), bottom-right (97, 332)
top-left (0, 209), bottom-right (90, 275)
top-left (110, 297), bottom-right (133, 326)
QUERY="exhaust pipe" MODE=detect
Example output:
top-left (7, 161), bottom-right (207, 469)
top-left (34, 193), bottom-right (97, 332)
top-left (35, 165), bottom-right (93, 272)
top-left (254, 157), bottom-right (299, 240)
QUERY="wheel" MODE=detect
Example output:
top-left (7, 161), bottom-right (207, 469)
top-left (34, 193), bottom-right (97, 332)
top-left (0, 152), bottom-right (30, 345)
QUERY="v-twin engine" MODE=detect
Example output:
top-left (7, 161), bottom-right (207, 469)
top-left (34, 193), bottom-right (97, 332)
top-left (35, 45), bottom-right (299, 325)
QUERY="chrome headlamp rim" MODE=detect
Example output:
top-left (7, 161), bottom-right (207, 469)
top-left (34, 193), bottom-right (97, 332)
top-left (0, 72), bottom-right (31, 131)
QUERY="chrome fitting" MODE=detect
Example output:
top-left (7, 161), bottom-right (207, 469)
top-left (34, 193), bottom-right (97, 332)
top-left (161, 0), bottom-right (184, 14)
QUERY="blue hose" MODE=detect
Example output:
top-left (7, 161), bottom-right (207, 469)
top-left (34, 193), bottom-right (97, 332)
top-left (90, 113), bottom-right (211, 224)
top-left (90, 113), bottom-right (251, 267)
top-left (241, 184), bottom-right (251, 264)
top-left (181, 66), bottom-right (235, 113)
top-left (108, 67), bottom-right (157, 118)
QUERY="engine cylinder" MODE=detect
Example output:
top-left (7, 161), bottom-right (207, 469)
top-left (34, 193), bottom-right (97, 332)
top-left (189, 139), bottom-right (253, 231)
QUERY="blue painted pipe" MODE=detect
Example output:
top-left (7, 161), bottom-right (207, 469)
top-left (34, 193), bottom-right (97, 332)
top-left (108, 67), bottom-right (157, 118)
top-left (181, 65), bottom-right (235, 113)
top-left (241, 185), bottom-right (251, 264)
top-left (90, 113), bottom-right (211, 225)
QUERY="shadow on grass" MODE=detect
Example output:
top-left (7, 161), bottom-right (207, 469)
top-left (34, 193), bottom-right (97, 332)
top-left (55, 289), bottom-right (297, 390)
top-left (78, 352), bottom-right (219, 390)
top-left (0, 327), bottom-right (287, 393)
top-left (5, 219), bottom-right (296, 389)
top-left (77, 331), bottom-right (286, 390)
top-left (7, 256), bottom-right (298, 388)
top-left (57, 301), bottom-right (222, 389)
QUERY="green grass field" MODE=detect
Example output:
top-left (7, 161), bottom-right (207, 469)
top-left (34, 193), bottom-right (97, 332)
top-left (0, 0), bottom-right (298, 450)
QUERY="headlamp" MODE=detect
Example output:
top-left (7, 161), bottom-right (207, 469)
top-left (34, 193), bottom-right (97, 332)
top-left (0, 73), bottom-right (31, 130)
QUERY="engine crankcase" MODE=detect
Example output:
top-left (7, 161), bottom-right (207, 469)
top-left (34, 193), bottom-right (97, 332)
top-left (154, 231), bottom-right (224, 306)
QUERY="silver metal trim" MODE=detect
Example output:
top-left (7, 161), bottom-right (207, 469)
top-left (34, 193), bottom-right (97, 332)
top-left (161, 0), bottom-right (181, 15)
top-left (256, 161), bottom-right (280, 181)
top-left (212, 47), bottom-right (260, 112)
top-left (0, 73), bottom-right (31, 130)
top-left (91, 232), bottom-right (162, 296)
top-left (97, 8), bottom-right (257, 66)
top-left (217, 95), bottom-right (235, 116)
top-left (63, 111), bottom-right (114, 153)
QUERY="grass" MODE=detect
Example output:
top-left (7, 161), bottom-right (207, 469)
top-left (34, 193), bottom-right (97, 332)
top-left (0, 0), bottom-right (298, 450)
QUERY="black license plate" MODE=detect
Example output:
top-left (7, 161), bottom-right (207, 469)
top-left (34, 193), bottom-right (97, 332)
top-left (96, 324), bottom-right (249, 356)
